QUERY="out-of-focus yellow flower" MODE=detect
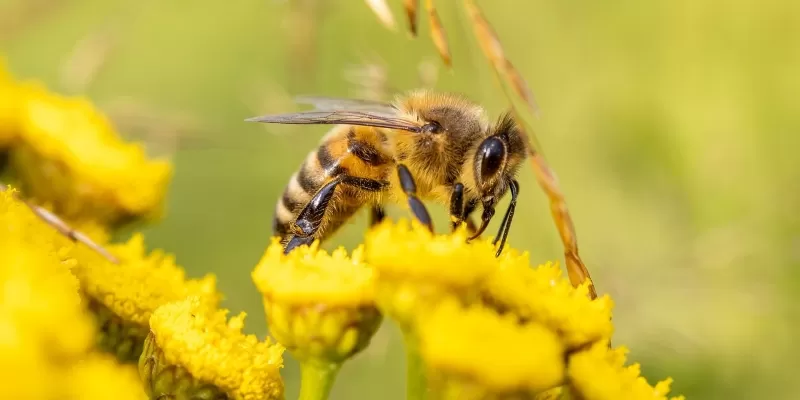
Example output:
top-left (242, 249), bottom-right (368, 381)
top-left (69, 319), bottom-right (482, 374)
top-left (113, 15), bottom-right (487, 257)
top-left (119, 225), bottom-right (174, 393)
top-left (418, 300), bottom-right (565, 400)
top-left (0, 59), bottom-right (28, 148)
top-left (66, 353), bottom-right (147, 400)
top-left (364, 220), bottom-right (497, 326)
top-left (0, 189), bottom-right (93, 361)
top-left (567, 340), bottom-right (685, 400)
top-left (142, 297), bottom-right (285, 400)
top-left (0, 188), bottom-right (144, 400)
top-left (8, 82), bottom-right (172, 226)
top-left (70, 233), bottom-right (221, 362)
top-left (253, 238), bottom-right (381, 364)
top-left (482, 249), bottom-right (614, 349)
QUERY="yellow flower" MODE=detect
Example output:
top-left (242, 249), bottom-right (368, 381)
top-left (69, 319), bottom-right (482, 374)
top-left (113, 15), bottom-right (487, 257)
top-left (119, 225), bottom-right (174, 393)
top-left (418, 300), bottom-right (565, 400)
top-left (142, 297), bottom-right (285, 400)
top-left (8, 82), bottom-right (172, 226)
top-left (66, 353), bottom-right (147, 400)
top-left (364, 219), bottom-right (497, 326)
top-left (252, 238), bottom-right (382, 364)
top-left (253, 238), bottom-right (382, 400)
top-left (70, 233), bottom-right (221, 362)
top-left (482, 250), bottom-right (614, 349)
top-left (567, 341), bottom-right (685, 400)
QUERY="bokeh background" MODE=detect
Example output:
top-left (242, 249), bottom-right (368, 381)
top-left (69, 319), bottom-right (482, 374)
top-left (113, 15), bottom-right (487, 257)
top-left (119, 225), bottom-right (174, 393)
top-left (2, 0), bottom-right (798, 398)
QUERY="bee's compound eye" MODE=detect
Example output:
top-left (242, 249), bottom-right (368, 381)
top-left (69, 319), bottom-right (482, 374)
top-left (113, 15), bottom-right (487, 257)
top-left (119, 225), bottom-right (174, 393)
top-left (478, 137), bottom-right (506, 181)
top-left (421, 121), bottom-right (442, 134)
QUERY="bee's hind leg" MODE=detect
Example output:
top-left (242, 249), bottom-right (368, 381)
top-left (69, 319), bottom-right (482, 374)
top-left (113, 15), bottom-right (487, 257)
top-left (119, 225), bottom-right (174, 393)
top-left (285, 175), bottom-right (388, 255)
top-left (396, 164), bottom-right (433, 232)
top-left (284, 235), bottom-right (316, 254)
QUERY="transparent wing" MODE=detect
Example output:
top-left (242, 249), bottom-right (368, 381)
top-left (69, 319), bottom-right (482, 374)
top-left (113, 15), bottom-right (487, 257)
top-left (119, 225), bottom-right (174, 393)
top-left (294, 95), bottom-right (396, 113)
top-left (246, 96), bottom-right (422, 132)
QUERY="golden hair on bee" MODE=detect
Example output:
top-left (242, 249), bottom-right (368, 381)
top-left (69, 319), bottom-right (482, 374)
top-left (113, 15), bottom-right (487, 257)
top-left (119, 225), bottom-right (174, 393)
top-left (247, 90), bottom-right (527, 257)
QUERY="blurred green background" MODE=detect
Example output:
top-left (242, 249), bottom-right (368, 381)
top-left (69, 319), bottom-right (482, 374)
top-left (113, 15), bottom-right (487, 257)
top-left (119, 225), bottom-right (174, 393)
top-left (3, 0), bottom-right (798, 398)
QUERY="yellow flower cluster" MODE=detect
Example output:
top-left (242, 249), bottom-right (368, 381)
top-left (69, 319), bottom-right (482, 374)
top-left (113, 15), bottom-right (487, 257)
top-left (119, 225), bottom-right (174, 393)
top-left (143, 297), bottom-right (285, 400)
top-left (0, 189), bottom-right (145, 400)
top-left (361, 220), bottom-right (682, 400)
top-left (1, 60), bottom-right (287, 399)
top-left (0, 59), bottom-right (171, 227)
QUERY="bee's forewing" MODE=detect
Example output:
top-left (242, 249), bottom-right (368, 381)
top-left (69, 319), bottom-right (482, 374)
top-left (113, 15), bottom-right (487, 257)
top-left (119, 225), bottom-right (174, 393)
top-left (247, 96), bottom-right (421, 132)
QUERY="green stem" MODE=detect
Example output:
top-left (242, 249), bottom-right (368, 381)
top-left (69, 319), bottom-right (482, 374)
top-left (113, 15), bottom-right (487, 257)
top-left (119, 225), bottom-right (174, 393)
top-left (403, 331), bottom-right (426, 400)
top-left (298, 360), bottom-right (341, 400)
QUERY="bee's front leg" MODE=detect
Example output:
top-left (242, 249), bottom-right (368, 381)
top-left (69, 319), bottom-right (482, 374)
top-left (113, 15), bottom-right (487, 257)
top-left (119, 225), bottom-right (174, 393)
top-left (491, 179), bottom-right (520, 257)
top-left (396, 164), bottom-right (434, 232)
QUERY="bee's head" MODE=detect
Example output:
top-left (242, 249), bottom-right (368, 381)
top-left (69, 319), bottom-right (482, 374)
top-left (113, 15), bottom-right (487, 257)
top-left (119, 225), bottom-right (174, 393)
top-left (472, 113), bottom-right (526, 209)
top-left (395, 91), bottom-right (489, 162)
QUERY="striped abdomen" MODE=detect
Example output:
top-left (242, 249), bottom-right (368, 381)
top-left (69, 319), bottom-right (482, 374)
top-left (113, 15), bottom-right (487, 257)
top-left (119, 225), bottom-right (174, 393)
top-left (272, 125), bottom-right (392, 245)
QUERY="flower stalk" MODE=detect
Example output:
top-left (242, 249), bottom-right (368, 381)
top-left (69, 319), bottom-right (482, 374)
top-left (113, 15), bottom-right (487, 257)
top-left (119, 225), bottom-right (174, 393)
top-left (298, 360), bottom-right (341, 400)
top-left (402, 330), bottom-right (426, 400)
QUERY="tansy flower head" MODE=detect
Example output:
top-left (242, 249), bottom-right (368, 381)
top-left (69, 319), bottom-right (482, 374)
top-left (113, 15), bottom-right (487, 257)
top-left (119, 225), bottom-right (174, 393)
top-left (252, 238), bottom-right (382, 364)
top-left (142, 297), bottom-right (285, 400)
top-left (8, 82), bottom-right (172, 226)
top-left (482, 250), bottom-right (614, 349)
top-left (567, 340), bottom-right (685, 400)
top-left (418, 300), bottom-right (565, 399)
top-left (364, 219), bottom-right (497, 326)
top-left (71, 233), bottom-right (221, 362)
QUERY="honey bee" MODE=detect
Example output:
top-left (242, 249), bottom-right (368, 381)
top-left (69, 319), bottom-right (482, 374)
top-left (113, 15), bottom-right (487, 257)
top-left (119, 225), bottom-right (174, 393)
top-left (247, 90), bottom-right (527, 256)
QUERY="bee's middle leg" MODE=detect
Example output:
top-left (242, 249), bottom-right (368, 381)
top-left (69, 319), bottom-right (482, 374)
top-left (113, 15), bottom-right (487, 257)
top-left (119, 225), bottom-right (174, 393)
top-left (396, 164), bottom-right (434, 232)
top-left (369, 205), bottom-right (386, 227)
top-left (285, 175), bottom-right (387, 254)
top-left (448, 183), bottom-right (470, 232)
